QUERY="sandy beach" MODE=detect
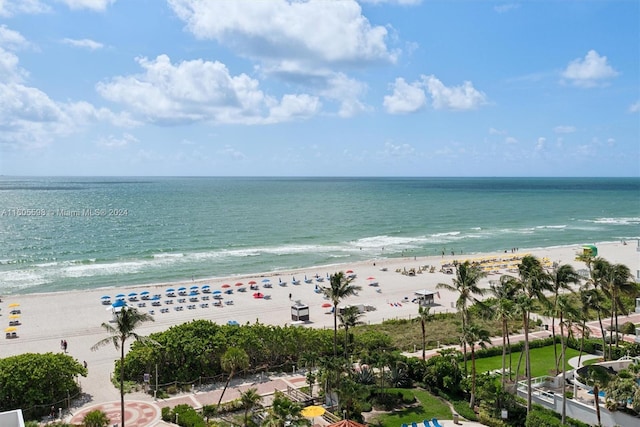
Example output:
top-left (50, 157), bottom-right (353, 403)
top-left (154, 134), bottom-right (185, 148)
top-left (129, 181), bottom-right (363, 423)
top-left (1, 240), bottom-right (637, 406)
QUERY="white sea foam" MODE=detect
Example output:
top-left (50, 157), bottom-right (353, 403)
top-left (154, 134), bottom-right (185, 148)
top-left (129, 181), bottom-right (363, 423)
top-left (589, 217), bottom-right (640, 225)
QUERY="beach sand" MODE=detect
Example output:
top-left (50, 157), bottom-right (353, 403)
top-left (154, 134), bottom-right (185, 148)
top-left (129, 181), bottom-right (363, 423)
top-left (1, 241), bottom-right (637, 405)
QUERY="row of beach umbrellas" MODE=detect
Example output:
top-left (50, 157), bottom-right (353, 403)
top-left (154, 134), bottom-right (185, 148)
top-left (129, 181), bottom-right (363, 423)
top-left (100, 270), bottom-right (364, 304)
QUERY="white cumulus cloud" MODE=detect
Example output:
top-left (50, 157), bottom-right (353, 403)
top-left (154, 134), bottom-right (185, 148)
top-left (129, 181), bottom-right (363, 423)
top-left (96, 54), bottom-right (321, 125)
top-left (423, 75), bottom-right (487, 111)
top-left (629, 101), bottom-right (640, 113)
top-left (168, 0), bottom-right (397, 69)
top-left (562, 50), bottom-right (619, 88)
top-left (384, 75), bottom-right (486, 113)
top-left (383, 77), bottom-right (426, 114)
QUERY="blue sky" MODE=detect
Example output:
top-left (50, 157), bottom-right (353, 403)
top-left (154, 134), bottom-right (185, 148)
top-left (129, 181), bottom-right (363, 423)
top-left (0, 0), bottom-right (638, 177)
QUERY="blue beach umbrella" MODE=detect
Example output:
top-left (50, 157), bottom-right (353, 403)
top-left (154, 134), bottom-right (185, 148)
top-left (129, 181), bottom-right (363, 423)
top-left (190, 285), bottom-right (198, 289)
top-left (227, 320), bottom-right (239, 326)
top-left (101, 295), bottom-right (110, 300)
top-left (262, 278), bottom-right (271, 283)
top-left (166, 288), bottom-right (175, 292)
top-left (115, 293), bottom-right (125, 298)
top-left (128, 292), bottom-right (137, 297)
top-left (189, 291), bottom-right (198, 296)
top-left (201, 284), bottom-right (210, 289)
top-left (112, 300), bottom-right (127, 308)
top-left (178, 287), bottom-right (186, 291)
top-left (212, 290), bottom-right (222, 295)
top-left (151, 295), bottom-right (161, 301)
top-left (140, 291), bottom-right (150, 295)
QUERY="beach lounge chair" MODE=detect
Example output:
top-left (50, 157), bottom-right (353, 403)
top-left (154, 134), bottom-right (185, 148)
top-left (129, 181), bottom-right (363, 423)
top-left (432, 418), bottom-right (443, 427)
top-left (423, 420), bottom-right (431, 427)
top-left (5, 333), bottom-right (10, 339)
top-left (401, 424), bottom-right (408, 427)
top-left (412, 422), bottom-right (418, 427)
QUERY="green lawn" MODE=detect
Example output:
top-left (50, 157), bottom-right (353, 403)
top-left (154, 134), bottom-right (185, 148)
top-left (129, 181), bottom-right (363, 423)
top-left (472, 345), bottom-right (581, 378)
top-left (369, 388), bottom-right (452, 427)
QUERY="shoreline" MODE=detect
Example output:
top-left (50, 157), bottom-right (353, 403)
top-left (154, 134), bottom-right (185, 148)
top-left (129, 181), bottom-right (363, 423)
top-left (0, 240), bottom-right (636, 405)
top-left (3, 239), bottom-right (631, 298)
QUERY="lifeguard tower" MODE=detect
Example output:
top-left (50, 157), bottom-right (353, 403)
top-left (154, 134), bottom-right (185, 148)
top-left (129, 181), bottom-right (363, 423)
top-left (291, 300), bottom-right (310, 322)
top-left (581, 244), bottom-right (598, 258)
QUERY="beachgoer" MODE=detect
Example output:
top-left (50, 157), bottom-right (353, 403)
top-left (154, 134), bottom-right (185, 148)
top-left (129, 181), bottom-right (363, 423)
top-left (63, 340), bottom-right (68, 352)
top-left (288, 293), bottom-right (292, 300)
top-left (83, 360), bottom-right (87, 369)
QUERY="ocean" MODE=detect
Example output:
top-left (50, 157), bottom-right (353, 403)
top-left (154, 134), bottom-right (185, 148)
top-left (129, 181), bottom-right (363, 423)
top-left (0, 177), bottom-right (638, 295)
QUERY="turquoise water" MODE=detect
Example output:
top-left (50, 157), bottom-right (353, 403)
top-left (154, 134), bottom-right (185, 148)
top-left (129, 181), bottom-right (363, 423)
top-left (0, 177), bottom-right (638, 295)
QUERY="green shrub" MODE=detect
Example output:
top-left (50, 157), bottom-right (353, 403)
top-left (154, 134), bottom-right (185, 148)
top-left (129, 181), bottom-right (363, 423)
top-left (451, 399), bottom-right (477, 421)
top-left (525, 410), bottom-right (561, 427)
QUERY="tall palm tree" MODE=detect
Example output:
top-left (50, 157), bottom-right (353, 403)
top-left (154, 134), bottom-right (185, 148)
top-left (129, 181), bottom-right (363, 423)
top-left (240, 387), bottom-right (262, 426)
top-left (464, 323), bottom-right (491, 409)
top-left (418, 304), bottom-right (434, 360)
top-left (598, 260), bottom-right (635, 354)
top-left (577, 285), bottom-right (601, 366)
top-left (581, 255), bottom-right (609, 359)
top-left (586, 365), bottom-right (613, 427)
top-left (437, 261), bottom-right (487, 375)
top-left (91, 306), bottom-right (155, 427)
top-left (321, 272), bottom-right (362, 356)
top-left (300, 350), bottom-right (319, 397)
top-left (216, 347), bottom-right (250, 410)
top-left (338, 305), bottom-right (365, 360)
top-left (517, 255), bottom-right (552, 413)
top-left (488, 276), bottom-right (518, 387)
top-left (547, 264), bottom-right (581, 373)
top-left (556, 294), bottom-right (580, 425)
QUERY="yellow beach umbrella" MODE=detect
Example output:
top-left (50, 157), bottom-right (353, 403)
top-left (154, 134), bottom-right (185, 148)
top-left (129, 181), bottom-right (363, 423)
top-left (9, 314), bottom-right (20, 319)
top-left (8, 303), bottom-right (19, 308)
top-left (301, 405), bottom-right (326, 418)
top-left (5, 326), bottom-right (17, 333)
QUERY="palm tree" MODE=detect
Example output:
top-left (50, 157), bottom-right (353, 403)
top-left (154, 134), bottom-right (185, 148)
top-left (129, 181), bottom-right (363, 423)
top-left (488, 276), bottom-right (518, 387)
top-left (547, 264), bottom-right (581, 373)
top-left (418, 304), bottom-right (434, 360)
top-left (338, 305), bottom-right (365, 359)
top-left (517, 255), bottom-right (553, 413)
top-left (321, 272), bottom-right (362, 356)
top-left (464, 323), bottom-right (491, 409)
top-left (318, 355), bottom-right (345, 408)
top-left (556, 294), bottom-right (580, 425)
top-left (586, 365), bottom-right (613, 427)
top-left (240, 387), bottom-right (263, 426)
top-left (576, 285), bottom-right (602, 366)
top-left (216, 347), bottom-right (250, 410)
top-left (91, 306), bottom-right (155, 427)
top-left (83, 409), bottom-right (110, 427)
top-left (581, 255), bottom-right (609, 359)
top-left (300, 350), bottom-right (319, 396)
top-left (597, 260), bottom-right (635, 355)
top-left (437, 260), bottom-right (487, 374)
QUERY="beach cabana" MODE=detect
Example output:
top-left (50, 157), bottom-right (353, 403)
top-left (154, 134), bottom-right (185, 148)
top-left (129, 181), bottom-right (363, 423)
top-left (414, 289), bottom-right (436, 306)
top-left (291, 301), bottom-right (310, 321)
